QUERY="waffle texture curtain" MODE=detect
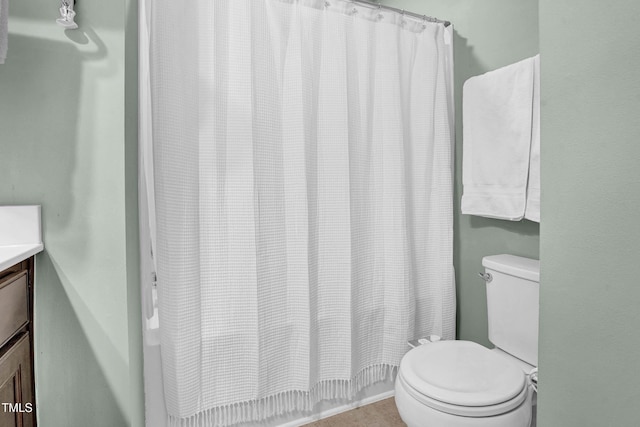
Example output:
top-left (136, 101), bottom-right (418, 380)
top-left (146, 0), bottom-right (455, 425)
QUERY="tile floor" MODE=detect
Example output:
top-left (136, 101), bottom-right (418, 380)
top-left (306, 398), bottom-right (406, 427)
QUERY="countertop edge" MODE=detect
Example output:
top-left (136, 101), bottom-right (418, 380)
top-left (0, 244), bottom-right (45, 272)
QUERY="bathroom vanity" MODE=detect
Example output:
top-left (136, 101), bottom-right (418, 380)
top-left (0, 206), bottom-right (43, 427)
top-left (0, 257), bottom-right (36, 427)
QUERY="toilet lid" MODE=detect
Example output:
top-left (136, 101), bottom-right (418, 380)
top-left (399, 340), bottom-right (526, 408)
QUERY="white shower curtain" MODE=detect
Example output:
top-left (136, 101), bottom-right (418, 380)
top-left (145, 0), bottom-right (455, 425)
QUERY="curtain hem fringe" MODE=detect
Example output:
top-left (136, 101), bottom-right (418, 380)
top-left (167, 363), bottom-right (398, 427)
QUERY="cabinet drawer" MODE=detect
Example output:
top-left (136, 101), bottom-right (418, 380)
top-left (0, 272), bottom-right (29, 347)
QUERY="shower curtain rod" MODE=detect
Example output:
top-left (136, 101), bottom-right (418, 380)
top-left (349, 0), bottom-right (451, 27)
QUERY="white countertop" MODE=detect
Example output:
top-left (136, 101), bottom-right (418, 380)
top-left (0, 206), bottom-right (44, 271)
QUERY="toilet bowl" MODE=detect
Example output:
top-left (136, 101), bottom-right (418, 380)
top-left (395, 340), bottom-right (534, 427)
top-left (395, 254), bottom-right (540, 427)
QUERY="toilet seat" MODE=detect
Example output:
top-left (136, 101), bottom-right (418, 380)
top-left (398, 340), bottom-right (529, 417)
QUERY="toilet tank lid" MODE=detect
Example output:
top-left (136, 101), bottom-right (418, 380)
top-left (482, 255), bottom-right (540, 282)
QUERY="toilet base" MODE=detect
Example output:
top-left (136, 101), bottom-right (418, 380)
top-left (394, 374), bottom-right (534, 427)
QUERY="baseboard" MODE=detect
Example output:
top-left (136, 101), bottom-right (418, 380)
top-left (278, 389), bottom-right (396, 427)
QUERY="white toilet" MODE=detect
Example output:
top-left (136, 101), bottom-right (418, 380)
top-left (395, 254), bottom-right (539, 427)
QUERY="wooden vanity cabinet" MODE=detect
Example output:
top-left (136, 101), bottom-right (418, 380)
top-left (0, 257), bottom-right (36, 427)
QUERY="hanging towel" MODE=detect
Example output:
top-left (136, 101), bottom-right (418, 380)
top-left (461, 56), bottom-right (536, 220)
top-left (0, 0), bottom-right (7, 64)
top-left (525, 55), bottom-right (541, 222)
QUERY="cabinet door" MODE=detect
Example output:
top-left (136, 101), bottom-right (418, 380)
top-left (0, 272), bottom-right (29, 348)
top-left (0, 334), bottom-right (34, 427)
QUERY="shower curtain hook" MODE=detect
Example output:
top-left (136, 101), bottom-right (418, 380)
top-left (421, 14), bottom-right (429, 30)
top-left (348, 0), bottom-right (358, 16)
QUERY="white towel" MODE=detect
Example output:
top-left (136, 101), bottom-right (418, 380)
top-left (525, 55), bottom-right (541, 222)
top-left (461, 56), bottom-right (536, 220)
top-left (0, 0), bottom-right (7, 64)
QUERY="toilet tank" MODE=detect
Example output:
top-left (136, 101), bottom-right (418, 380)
top-left (483, 254), bottom-right (540, 366)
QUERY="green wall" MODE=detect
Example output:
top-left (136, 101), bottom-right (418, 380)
top-left (538, 1), bottom-right (640, 425)
top-left (0, 1), bottom-right (143, 426)
top-left (381, 0), bottom-right (540, 346)
top-left (9, 1), bottom-right (639, 426)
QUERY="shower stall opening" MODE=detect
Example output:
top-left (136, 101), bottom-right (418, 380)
top-left (139, 1), bottom-right (455, 426)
